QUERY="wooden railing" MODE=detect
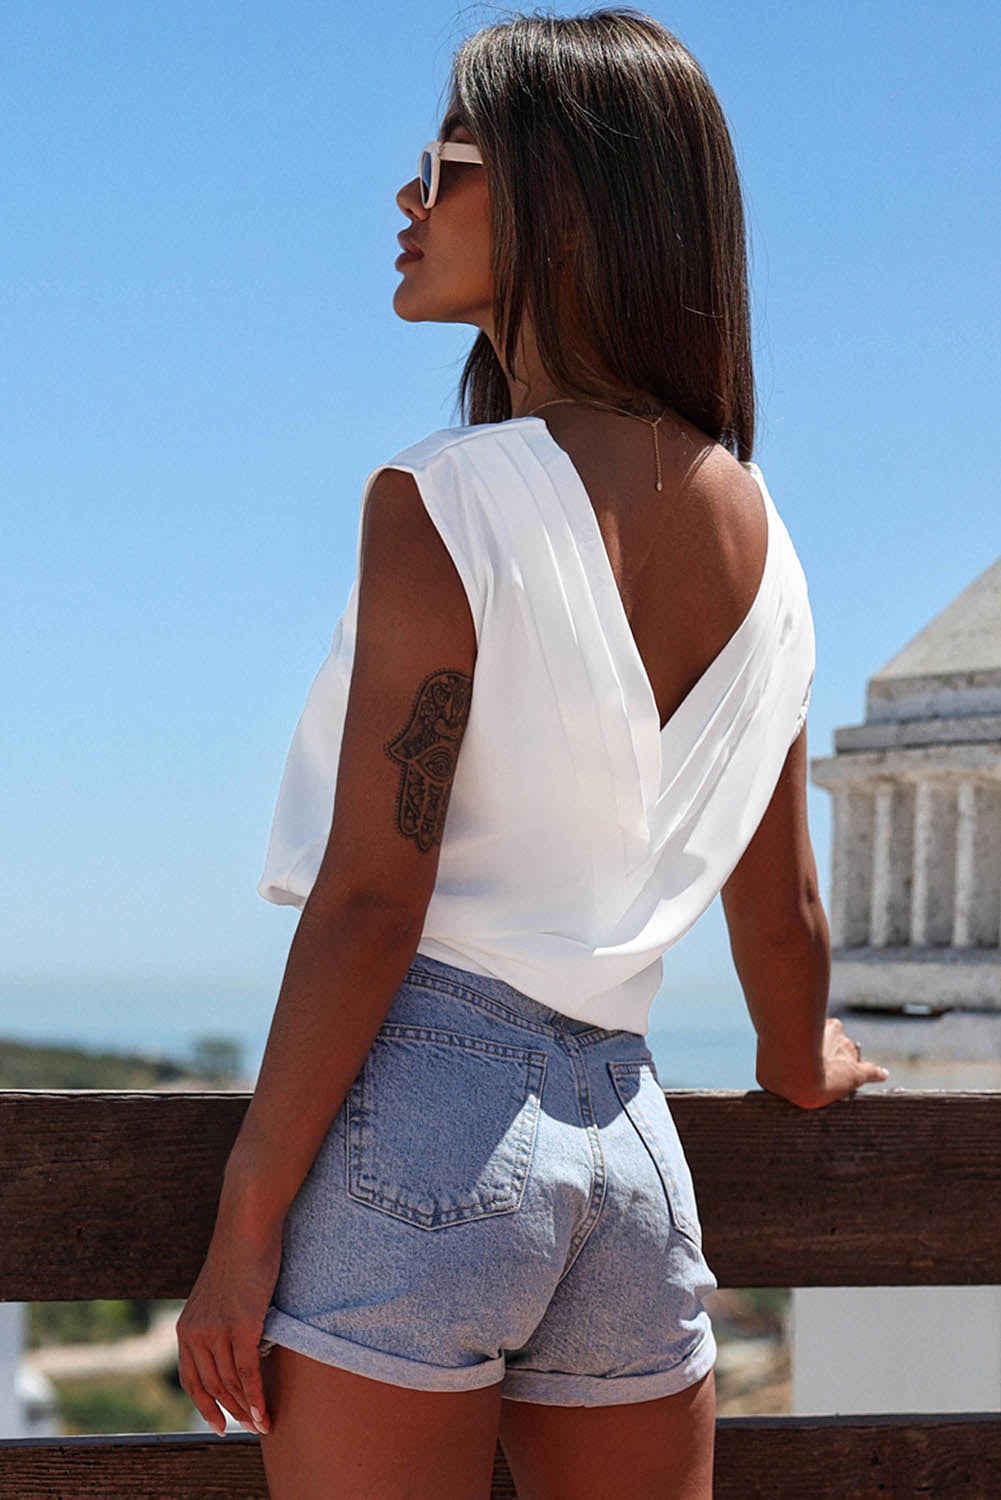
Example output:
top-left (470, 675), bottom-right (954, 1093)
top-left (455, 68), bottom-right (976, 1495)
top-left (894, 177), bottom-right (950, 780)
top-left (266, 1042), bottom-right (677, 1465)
top-left (1, 1088), bottom-right (999, 1498)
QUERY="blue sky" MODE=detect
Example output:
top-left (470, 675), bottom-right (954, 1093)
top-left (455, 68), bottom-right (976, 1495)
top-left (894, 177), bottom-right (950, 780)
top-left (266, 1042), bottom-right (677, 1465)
top-left (3, 2), bottom-right (999, 1071)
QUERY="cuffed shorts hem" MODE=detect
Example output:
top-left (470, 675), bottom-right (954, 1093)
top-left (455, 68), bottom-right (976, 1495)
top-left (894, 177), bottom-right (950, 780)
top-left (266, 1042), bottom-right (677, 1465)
top-left (499, 1325), bottom-right (718, 1407)
top-left (258, 1309), bottom-right (506, 1393)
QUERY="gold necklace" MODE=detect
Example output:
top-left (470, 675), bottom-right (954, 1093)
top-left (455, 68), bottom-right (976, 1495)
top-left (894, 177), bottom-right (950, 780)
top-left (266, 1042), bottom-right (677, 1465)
top-left (526, 396), bottom-right (669, 492)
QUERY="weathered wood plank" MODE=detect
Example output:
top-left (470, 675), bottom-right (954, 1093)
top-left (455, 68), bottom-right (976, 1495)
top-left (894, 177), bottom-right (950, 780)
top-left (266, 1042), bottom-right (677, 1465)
top-left (1, 1089), bottom-right (998, 1298)
top-left (711, 1412), bottom-right (1001, 1499)
top-left (0, 1415), bottom-right (998, 1500)
top-left (1, 1090), bottom-right (248, 1300)
top-left (670, 1087), bottom-right (1001, 1286)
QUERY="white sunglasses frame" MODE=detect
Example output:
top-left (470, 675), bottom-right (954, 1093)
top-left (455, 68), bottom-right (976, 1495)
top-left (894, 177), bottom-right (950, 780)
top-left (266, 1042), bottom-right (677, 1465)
top-left (419, 140), bottom-right (483, 208)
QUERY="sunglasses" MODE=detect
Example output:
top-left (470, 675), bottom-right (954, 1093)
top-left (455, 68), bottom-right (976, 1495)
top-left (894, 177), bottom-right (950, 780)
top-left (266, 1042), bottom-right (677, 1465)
top-left (419, 139), bottom-right (483, 209)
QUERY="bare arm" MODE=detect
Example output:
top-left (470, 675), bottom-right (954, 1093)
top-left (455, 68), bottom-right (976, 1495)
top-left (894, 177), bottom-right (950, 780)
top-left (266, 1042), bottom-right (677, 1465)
top-left (721, 724), bottom-right (888, 1107)
top-left (219, 466), bottom-right (477, 1232)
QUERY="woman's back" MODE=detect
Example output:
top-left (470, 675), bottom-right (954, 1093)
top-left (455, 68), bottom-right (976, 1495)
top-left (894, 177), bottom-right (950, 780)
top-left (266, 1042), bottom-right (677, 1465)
top-left (564, 405), bottom-right (825, 987)
top-left (257, 412), bottom-right (815, 1035)
top-left (536, 404), bottom-right (770, 736)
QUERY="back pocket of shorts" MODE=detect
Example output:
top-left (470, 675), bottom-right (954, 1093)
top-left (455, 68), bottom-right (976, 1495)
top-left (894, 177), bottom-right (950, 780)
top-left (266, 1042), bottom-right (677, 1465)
top-left (346, 1025), bottom-right (548, 1230)
top-left (608, 1059), bottom-right (703, 1248)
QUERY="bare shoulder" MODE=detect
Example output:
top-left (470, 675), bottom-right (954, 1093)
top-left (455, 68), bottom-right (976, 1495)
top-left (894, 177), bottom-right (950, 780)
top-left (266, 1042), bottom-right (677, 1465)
top-left (362, 464), bottom-right (425, 528)
top-left (685, 441), bottom-right (767, 542)
top-left (666, 440), bottom-right (769, 623)
top-left (361, 467), bottom-right (441, 570)
top-left (359, 464), bottom-right (475, 638)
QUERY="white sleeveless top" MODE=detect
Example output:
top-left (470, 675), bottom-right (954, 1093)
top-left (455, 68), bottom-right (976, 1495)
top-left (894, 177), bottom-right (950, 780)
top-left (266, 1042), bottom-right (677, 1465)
top-left (258, 417), bottom-right (815, 1035)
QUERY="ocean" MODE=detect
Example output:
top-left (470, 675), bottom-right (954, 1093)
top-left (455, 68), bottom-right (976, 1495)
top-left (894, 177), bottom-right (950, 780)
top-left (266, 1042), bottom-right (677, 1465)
top-left (0, 969), bottom-right (758, 1092)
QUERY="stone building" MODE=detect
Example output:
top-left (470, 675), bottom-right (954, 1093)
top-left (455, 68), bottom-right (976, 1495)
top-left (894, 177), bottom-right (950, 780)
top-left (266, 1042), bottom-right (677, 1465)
top-left (791, 551), bottom-right (1001, 1415)
top-left (810, 551), bottom-right (1001, 1089)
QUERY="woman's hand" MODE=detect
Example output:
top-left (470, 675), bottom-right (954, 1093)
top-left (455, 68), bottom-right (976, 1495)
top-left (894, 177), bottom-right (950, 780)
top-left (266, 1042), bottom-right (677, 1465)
top-left (175, 1214), bottom-right (282, 1437)
top-left (756, 1017), bottom-right (890, 1109)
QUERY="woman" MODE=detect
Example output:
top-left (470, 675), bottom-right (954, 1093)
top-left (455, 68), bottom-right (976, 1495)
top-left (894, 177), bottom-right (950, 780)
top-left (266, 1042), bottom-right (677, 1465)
top-left (176, 10), bottom-right (888, 1497)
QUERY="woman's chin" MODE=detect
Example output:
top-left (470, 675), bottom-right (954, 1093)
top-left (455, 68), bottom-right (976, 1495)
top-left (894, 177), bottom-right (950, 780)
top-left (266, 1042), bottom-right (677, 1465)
top-left (392, 276), bottom-right (429, 316)
top-left (390, 278), bottom-right (487, 328)
top-left (391, 287), bottom-right (454, 324)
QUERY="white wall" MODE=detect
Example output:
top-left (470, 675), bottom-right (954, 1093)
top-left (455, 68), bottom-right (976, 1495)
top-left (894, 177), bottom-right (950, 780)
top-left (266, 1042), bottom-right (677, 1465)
top-left (791, 1286), bottom-right (1001, 1414)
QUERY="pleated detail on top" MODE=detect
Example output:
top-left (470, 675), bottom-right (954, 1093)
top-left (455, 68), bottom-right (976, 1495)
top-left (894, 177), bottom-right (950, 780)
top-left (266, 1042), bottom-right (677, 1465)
top-left (257, 417), bottom-right (816, 1035)
top-left (463, 429), bottom-right (653, 876)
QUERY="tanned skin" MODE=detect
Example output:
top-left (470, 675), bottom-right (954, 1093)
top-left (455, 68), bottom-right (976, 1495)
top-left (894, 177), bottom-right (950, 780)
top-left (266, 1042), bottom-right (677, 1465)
top-left (384, 668), bottom-right (473, 851)
top-left (177, 109), bottom-right (887, 1500)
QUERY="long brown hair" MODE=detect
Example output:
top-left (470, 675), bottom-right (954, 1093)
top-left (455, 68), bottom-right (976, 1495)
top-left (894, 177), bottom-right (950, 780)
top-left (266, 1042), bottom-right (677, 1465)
top-left (445, 7), bottom-right (756, 460)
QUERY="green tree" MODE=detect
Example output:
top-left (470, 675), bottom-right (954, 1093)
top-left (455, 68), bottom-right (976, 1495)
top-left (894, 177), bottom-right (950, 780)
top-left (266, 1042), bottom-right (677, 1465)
top-left (187, 1035), bottom-right (244, 1083)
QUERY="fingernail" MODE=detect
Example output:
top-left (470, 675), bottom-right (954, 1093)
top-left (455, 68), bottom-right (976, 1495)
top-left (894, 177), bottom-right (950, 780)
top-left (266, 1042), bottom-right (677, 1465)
top-left (239, 1419), bottom-right (258, 1435)
top-left (251, 1404), bottom-right (264, 1421)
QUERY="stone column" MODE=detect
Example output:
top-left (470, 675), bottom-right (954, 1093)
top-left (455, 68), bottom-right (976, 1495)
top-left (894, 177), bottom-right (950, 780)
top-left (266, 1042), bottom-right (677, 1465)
top-left (911, 777), bottom-right (958, 947)
top-left (870, 779), bottom-right (916, 947)
top-left (830, 784), bottom-right (874, 948)
top-left (953, 779), bottom-right (1001, 948)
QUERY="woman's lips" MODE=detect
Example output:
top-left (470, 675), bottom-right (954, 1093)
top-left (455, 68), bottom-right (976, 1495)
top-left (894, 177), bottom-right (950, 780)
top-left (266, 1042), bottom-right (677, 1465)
top-left (396, 232), bottom-right (424, 267)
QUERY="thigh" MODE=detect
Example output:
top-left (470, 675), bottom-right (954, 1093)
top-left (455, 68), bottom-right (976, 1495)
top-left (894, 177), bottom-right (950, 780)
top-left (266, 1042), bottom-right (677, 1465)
top-left (259, 1343), bottom-right (503, 1500)
top-left (499, 1366), bottom-right (716, 1500)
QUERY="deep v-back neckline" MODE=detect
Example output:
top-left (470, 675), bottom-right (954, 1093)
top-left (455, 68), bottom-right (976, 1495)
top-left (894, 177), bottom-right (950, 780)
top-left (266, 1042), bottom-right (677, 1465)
top-left (512, 416), bottom-right (775, 749)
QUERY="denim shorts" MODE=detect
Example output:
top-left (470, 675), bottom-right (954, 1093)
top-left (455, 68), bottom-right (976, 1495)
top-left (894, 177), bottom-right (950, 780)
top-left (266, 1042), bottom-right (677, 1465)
top-left (257, 952), bottom-right (718, 1406)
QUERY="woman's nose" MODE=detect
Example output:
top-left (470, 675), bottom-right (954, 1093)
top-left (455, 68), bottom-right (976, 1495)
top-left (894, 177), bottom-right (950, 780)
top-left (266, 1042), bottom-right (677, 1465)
top-left (396, 177), bottom-right (428, 219)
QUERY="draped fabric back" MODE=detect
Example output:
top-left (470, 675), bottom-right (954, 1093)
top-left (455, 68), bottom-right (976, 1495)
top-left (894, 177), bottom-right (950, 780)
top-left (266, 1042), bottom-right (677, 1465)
top-left (258, 418), bottom-right (815, 1035)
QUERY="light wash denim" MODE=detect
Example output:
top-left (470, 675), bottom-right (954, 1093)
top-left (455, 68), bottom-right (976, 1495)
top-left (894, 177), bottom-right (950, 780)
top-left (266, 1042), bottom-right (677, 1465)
top-left (258, 952), bottom-right (718, 1405)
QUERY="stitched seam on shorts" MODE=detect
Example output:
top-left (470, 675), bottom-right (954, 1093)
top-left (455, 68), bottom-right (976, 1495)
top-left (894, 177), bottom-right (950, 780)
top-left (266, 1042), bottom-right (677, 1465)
top-left (552, 1044), bottom-right (608, 1280)
top-left (375, 1022), bottom-right (549, 1066)
top-left (607, 1061), bottom-right (702, 1247)
top-left (345, 1044), bottom-right (547, 1228)
top-left (400, 970), bottom-right (635, 1048)
top-left (262, 1310), bottom-right (506, 1379)
top-left (504, 1327), bottom-right (711, 1385)
top-left (401, 970), bottom-right (595, 1041)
